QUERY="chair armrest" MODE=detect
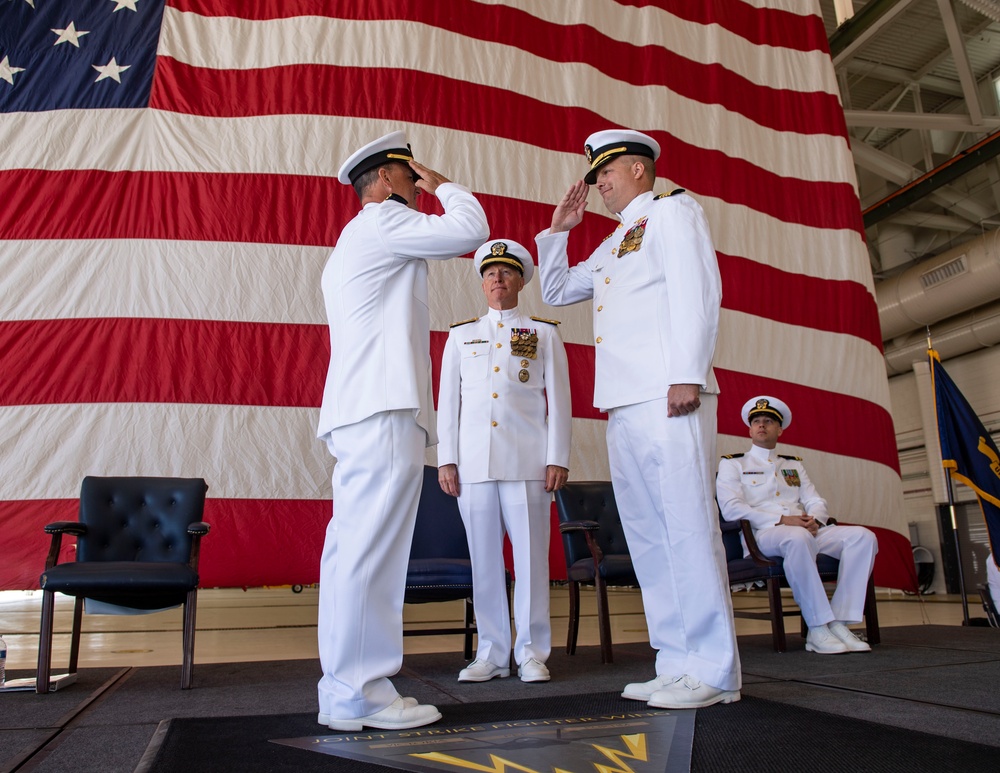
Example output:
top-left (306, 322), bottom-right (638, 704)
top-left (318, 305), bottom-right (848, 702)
top-left (740, 521), bottom-right (778, 567)
top-left (559, 520), bottom-right (604, 565)
top-left (44, 522), bottom-right (87, 536)
top-left (187, 522), bottom-right (210, 572)
top-left (42, 522), bottom-right (86, 570)
top-left (558, 520), bottom-right (599, 534)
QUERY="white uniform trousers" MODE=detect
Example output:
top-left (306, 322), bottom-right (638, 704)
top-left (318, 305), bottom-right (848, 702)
top-left (606, 394), bottom-right (741, 691)
top-left (457, 479), bottom-right (551, 667)
top-left (317, 410), bottom-right (425, 718)
top-left (754, 524), bottom-right (877, 627)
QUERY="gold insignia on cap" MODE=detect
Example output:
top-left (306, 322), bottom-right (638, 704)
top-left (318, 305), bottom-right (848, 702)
top-left (490, 241), bottom-right (508, 257)
top-left (584, 144), bottom-right (594, 164)
top-left (590, 146), bottom-right (628, 170)
top-left (756, 399), bottom-right (769, 411)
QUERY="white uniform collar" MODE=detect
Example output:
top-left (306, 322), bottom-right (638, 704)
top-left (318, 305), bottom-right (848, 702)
top-left (749, 444), bottom-right (775, 464)
top-left (617, 190), bottom-right (655, 223)
top-left (486, 306), bottom-right (520, 323)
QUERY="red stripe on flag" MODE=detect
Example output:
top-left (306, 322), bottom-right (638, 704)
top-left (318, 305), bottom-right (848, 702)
top-left (717, 252), bottom-right (883, 350)
top-left (0, 164), bottom-right (864, 252)
top-left (618, 0), bottom-right (829, 52)
top-left (0, 497), bottom-right (329, 590)
top-left (166, 2), bottom-right (839, 132)
top-left (152, 53), bottom-right (842, 143)
top-left (0, 318), bottom-right (898, 470)
top-left (716, 368), bottom-right (900, 474)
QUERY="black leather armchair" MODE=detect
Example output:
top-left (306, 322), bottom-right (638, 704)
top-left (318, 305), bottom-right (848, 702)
top-left (719, 515), bottom-right (879, 652)
top-left (36, 477), bottom-right (210, 692)
top-left (554, 481), bottom-right (638, 664)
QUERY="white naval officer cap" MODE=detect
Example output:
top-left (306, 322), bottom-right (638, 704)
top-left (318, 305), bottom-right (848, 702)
top-left (741, 395), bottom-right (792, 428)
top-left (474, 239), bottom-right (535, 285)
top-left (583, 129), bottom-right (661, 185)
top-left (337, 130), bottom-right (414, 185)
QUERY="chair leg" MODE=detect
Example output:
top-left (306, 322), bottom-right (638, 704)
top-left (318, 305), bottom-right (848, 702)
top-left (463, 597), bottom-right (475, 660)
top-left (68, 597), bottom-right (83, 674)
top-left (181, 589), bottom-right (198, 689)
top-left (864, 575), bottom-right (880, 645)
top-left (36, 590), bottom-right (56, 694)
top-left (566, 581), bottom-right (580, 655)
top-left (595, 576), bottom-right (614, 664)
top-left (766, 579), bottom-right (787, 653)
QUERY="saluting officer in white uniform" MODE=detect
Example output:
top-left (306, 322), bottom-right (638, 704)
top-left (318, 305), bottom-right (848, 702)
top-left (535, 130), bottom-right (740, 709)
top-left (716, 396), bottom-right (878, 654)
top-left (316, 131), bottom-right (488, 731)
top-left (438, 239), bottom-right (571, 684)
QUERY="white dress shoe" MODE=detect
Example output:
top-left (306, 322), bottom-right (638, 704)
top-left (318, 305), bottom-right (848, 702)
top-left (518, 658), bottom-right (550, 683)
top-left (829, 621), bottom-right (872, 652)
top-left (805, 624), bottom-right (850, 654)
top-left (621, 674), bottom-right (682, 701)
top-left (318, 696), bottom-right (417, 726)
top-left (458, 659), bottom-right (510, 682)
top-left (647, 675), bottom-right (740, 709)
top-left (324, 696), bottom-right (442, 732)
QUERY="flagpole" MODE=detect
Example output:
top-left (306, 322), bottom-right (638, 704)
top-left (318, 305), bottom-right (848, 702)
top-left (928, 329), bottom-right (972, 625)
top-left (945, 472), bottom-right (972, 625)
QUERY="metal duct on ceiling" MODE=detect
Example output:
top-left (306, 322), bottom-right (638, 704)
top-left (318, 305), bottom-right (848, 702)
top-left (883, 298), bottom-right (1000, 375)
top-left (876, 229), bottom-right (1000, 341)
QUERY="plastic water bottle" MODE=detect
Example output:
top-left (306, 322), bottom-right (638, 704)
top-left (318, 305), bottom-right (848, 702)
top-left (0, 634), bottom-right (6, 687)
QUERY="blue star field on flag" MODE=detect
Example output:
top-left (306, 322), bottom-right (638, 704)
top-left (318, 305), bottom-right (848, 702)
top-left (0, 0), bottom-right (164, 112)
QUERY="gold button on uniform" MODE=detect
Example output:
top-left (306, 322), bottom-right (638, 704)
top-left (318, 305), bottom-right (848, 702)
top-left (596, 336), bottom-right (603, 343)
top-left (496, 343), bottom-right (502, 349)
top-left (493, 366), bottom-right (500, 372)
top-left (604, 277), bottom-right (610, 284)
top-left (492, 393), bottom-right (498, 398)
top-left (498, 322), bottom-right (504, 328)
top-left (491, 421), bottom-right (498, 427)
top-left (597, 305), bottom-right (603, 311)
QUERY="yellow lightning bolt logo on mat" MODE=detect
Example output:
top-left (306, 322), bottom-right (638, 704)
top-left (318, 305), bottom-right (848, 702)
top-left (412, 732), bottom-right (649, 772)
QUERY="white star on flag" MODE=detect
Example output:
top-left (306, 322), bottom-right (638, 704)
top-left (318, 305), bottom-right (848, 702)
top-left (110, 0), bottom-right (139, 11)
top-left (0, 55), bottom-right (26, 85)
top-left (52, 22), bottom-right (91, 48)
top-left (92, 57), bottom-right (130, 83)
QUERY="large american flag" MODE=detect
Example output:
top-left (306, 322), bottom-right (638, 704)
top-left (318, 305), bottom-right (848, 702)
top-left (0, 0), bottom-right (906, 590)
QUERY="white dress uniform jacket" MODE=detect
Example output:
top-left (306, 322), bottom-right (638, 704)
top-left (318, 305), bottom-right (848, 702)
top-left (716, 444), bottom-right (830, 537)
top-left (316, 183), bottom-right (487, 721)
top-left (317, 183), bottom-right (489, 444)
top-left (437, 307), bottom-right (572, 480)
top-left (716, 444), bottom-right (878, 628)
top-left (534, 189), bottom-right (740, 693)
top-left (535, 190), bottom-right (720, 410)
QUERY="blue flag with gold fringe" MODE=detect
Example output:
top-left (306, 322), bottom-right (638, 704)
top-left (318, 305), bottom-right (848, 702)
top-left (930, 349), bottom-right (1000, 563)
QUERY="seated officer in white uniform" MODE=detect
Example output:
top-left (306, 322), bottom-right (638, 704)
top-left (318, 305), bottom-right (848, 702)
top-left (438, 239), bottom-right (572, 684)
top-left (716, 396), bottom-right (878, 654)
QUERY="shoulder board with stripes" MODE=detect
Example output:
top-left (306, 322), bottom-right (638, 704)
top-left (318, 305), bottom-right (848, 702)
top-left (778, 454), bottom-right (802, 461)
top-left (654, 188), bottom-right (686, 200)
top-left (530, 316), bottom-right (560, 325)
top-left (449, 317), bottom-right (479, 328)
top-left (721, 453), bottom-right (744, 459)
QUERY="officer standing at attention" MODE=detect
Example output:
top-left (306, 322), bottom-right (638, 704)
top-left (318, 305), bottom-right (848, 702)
top-left (316, 131), bottom-right (488, 731)
top-left (716, 396), bottom-right (878, 654)
top-left (535, 129), bottom-right (741, 709)
top-left (438, 239), bottom-right (571, 685)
